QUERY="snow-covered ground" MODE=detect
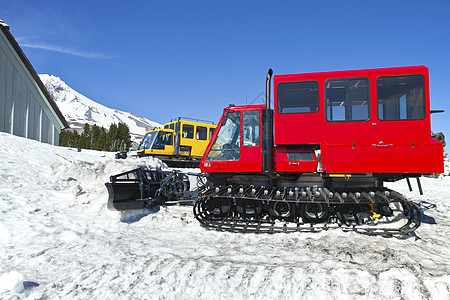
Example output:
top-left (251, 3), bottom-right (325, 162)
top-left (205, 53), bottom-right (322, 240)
top-left (0, 132), bottom-right (449, 299)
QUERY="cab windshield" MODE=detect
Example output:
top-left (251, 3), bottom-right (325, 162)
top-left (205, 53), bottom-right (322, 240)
top-left (138, 131), bottom-right (157, 150)
top-left (152, 131), bottom-right (173, 149)
top-left (206, 111), bottom-right (240, 161)
top-left (138, 131), bottom-right (173, 150)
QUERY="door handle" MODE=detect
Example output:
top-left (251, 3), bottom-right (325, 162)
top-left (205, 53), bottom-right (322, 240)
top-left (372, 144), bottom-right (393, 148)
top-left (289, 162), bottom-right (300, 166)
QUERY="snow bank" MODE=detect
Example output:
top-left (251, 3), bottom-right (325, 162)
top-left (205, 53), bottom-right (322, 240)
top-left (0, 271), bottom-right (24, 294)
top-left (0, 132), bottom-right (449, 299)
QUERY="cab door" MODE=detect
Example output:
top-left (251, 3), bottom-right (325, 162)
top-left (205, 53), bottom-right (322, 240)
top-left (239, 110), bottom-right (263, 172)
top-left (148, 131), bottom-right (175, 156)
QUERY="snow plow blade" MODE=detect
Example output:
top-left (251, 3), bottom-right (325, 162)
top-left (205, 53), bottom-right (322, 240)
top-left (105, 167), bottom-right (192, 211)
top-left (105, 182), bottom-right (150, 211)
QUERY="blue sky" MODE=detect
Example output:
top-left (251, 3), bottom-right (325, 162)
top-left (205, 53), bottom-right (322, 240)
top-left (2, 0), bottom-right (450, 140)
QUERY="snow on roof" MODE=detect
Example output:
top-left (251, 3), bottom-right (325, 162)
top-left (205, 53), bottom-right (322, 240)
top-left (0, 19), bottom-right (9, 29)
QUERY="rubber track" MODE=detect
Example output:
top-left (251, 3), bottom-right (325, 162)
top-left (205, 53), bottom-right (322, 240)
top-left (193, 185), bottom-right (421, 238)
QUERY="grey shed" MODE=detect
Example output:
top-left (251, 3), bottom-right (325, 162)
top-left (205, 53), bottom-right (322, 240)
top-left (0, 19), bottom-right (68, 145)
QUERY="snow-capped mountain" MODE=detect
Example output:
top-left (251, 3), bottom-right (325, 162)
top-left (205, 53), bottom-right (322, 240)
top-left (39, 74), bottom-right (161, 140)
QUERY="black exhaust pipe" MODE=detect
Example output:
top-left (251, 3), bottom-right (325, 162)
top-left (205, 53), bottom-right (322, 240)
top-left (265, 68), bottom-right (273, 109)
top-left (262, 69), bottom-right (274, 173)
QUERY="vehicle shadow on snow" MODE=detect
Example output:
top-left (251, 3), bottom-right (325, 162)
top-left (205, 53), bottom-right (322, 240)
top-left (414, 200), bottom-right (437, 225)
top-left (420, 213), bottom-right (437, 225)
top-left (119, 207), bottom-right (161, 224)
top-left (23, 281), bottom-right (40, 289)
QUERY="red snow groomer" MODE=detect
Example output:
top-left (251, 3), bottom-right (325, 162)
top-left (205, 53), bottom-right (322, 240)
top-left (106, 66), bottom-right (445, 237)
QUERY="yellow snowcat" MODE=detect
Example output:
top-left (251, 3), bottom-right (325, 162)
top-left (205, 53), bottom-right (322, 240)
top-left (136, 118), bottom-right (216, 168)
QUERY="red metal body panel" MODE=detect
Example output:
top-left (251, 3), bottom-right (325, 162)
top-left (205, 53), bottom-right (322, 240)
top-left (325, 138), bottom-right (443, 173)
top-left (273, 66), bottom-right (443, 174)
top-left (274, 147), bottom-right (318, 173)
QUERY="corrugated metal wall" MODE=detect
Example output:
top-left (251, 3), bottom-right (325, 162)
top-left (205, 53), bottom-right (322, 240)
top-left (0, 30), bottom-right (62, 145)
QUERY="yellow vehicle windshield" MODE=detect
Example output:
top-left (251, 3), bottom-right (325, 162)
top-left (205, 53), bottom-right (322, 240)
top-left (137, 131), bottom-right (173, 150)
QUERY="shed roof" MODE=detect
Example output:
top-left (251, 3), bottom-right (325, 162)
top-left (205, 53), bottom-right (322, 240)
top-left (0, 19), bottom-right (69, 129)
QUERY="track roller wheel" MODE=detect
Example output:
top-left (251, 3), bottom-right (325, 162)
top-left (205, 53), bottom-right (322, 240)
top-left (268, 201), bottom-right (296, 220)
top-left (337, 204), bottom-right (363, 224)
top-left (236, 199), bottom-right (263, 218)
top-left (202, 197), bottom-right (231, 217)
top-left (300, 203), bottom-right (328, 223)
top-left (377, 202), bottom-right (394, 217)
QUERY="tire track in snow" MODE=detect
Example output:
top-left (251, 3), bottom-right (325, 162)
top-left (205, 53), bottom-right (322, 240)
top-left (143, 258), bottom-right (183, 295)
top-left (26, 235), bottom-right (450, 299)
top-left (257, 266), bottom-right (286, 298)
top-left (209, 265), bottom-right (232, 298)
top-left (170, 260), bottom-right (197, 297)
top-left (226, 265), bottom-right (250, 299)
top-left (246, 265), bottom-right (266, 298)
top-left (6, 245), bottom-right (450, 299)
top-left (180, 261), bottom-right (214, 299)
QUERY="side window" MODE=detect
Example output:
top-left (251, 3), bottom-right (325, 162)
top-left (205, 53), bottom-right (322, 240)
top-left (165, 132), bottom-right (173, 145)
top-left (326, 78), bottom-right (369, 122)
top-left (243, 111), bottom-right (260, 146)
top-left (209, 127), bottom-right (215, 140)
top-left (182, 124), bottom-right (194, 139)
top-left (377, 75), bottom-right (425, 121)
top-left (196, 126), bottom-right (207, 140)
top-left (164, 125), bottom-right (169, 129)
top-left (170, 123), bottom-right (174, 130)
top-left (277, 81), bottom-right (319, 114)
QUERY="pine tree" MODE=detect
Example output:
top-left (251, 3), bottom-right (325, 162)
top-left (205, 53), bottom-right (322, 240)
top-left (59, 122), bottom-right (132, 152)
top-left (70, 130), bottom-right (80, 148)
top-left (117, 123), bottom-right (132, 152)
top-left (59, 129), bottom-right (69, 147)
top-left (107, 123), bottom-right (118, 151)
top-left (80, 123), bottom-right (91, 149)
top-left (97, 127), bottom-right (107, 151)
top-left (91, 124), bottom-right (100, 150)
